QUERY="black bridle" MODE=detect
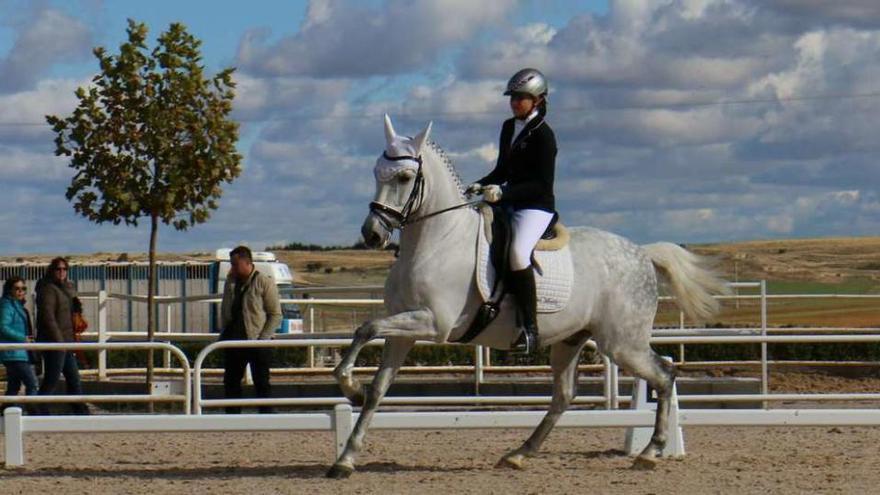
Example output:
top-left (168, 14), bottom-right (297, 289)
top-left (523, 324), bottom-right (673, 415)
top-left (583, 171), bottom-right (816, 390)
top-left (369, 151), bottom-right (480, 231)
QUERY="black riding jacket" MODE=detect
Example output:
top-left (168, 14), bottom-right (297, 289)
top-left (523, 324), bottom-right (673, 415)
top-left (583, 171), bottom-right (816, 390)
top-left (478, 113), bottom-right (557, 213)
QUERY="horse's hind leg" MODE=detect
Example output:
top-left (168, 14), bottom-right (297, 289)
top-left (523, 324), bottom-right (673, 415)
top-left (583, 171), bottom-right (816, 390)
top-left (612, 348), bottom-right (676, 469)
top-left (497, 330), bottom-right (592, 470)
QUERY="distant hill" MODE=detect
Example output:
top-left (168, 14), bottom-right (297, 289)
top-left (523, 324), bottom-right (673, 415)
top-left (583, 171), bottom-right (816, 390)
top-left (5, 236), bottom-right (880, 290)
top-left (691, 237), bottom-right (880, 286)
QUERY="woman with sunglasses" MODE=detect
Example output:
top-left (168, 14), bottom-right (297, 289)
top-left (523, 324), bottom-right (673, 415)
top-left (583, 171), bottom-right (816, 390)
top-left (465, 68), bottom-right (558, 355)
top-left (0, 276), bottom-right (39, 411)
top-left (35, 257), bottom-right (88, 415)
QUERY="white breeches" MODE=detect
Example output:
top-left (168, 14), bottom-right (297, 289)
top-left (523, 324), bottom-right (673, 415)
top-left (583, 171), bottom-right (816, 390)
top-left (510, 209), bottom-right (554, 271)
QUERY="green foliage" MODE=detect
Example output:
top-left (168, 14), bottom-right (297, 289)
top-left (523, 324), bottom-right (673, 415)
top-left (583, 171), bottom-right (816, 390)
top-left (46, 19), bottom-right (242, 231)
top-left (45, 19), bottom-right (242, 391)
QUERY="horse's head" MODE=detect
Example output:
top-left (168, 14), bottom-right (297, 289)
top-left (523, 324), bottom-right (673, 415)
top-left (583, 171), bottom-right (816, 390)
top-left (361, 114), bottom-right (432, 248)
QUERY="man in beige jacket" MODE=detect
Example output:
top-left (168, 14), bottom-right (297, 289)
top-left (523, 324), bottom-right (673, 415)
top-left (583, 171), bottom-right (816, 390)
top-left (220, 246), bottom-right (282, 413)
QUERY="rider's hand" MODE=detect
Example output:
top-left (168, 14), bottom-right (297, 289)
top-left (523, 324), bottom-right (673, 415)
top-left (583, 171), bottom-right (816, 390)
top-left (465, 182), bottom-right (483, 197)
top-left (483, 185), bottom-right (503, 203)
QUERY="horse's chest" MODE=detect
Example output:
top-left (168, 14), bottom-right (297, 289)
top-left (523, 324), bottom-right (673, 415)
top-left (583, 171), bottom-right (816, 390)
top-left (386, 256), bottom-right (471, 310)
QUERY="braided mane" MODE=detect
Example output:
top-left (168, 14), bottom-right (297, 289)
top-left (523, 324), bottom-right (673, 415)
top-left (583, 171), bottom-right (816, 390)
top-left (426, 140), bottom-right (464, 199)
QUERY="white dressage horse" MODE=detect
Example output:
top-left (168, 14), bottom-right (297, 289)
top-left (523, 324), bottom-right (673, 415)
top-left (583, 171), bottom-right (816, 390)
top-left (326, 115), bottom-right (729, 478)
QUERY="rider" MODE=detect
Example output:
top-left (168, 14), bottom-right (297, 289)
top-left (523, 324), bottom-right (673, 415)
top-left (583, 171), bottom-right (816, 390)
top-left (466, 68), bottom-right (557, 355)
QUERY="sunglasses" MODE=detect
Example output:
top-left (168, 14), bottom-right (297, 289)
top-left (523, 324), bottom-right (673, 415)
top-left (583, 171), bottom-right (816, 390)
top-left (509, 93), bottom-right (533, 101)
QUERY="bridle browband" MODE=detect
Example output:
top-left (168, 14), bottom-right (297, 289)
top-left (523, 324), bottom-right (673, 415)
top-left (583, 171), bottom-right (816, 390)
top-left (369, 151), bottom-right (479, 231)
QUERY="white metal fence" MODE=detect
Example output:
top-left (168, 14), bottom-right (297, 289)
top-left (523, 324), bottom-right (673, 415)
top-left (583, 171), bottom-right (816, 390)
top-left (67, 280), bottom-right (880, 391)
top-left (3, 281), bottom-right (880, 466)
top-left (0, 341), bottom-right (191, 413)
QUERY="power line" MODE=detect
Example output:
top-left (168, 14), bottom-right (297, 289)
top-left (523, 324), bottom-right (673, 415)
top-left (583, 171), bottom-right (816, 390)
top-left (3, 90), bottom-right (880, 127)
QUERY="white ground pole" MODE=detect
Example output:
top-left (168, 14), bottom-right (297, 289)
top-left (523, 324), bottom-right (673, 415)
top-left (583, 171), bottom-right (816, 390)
top-left (9, 405), bottom-right (880, 467)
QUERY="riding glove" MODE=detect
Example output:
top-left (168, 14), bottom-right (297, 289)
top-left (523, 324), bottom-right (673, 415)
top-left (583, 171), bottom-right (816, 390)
top-left (482, 185), bottom-right (503, 203)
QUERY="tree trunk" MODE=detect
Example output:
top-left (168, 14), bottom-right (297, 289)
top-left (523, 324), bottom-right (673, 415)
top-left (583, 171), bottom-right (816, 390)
top-left (146, 213), bottom-right (158, 412)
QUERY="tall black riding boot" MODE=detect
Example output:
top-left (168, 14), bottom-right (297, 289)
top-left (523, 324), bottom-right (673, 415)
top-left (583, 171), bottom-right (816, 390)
top-left (509, 267), bottom-right (539, 355)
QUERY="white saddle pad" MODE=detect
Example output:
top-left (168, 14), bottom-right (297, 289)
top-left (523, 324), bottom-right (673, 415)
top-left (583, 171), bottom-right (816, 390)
top-left (476, 213), bottom-right (574, 313)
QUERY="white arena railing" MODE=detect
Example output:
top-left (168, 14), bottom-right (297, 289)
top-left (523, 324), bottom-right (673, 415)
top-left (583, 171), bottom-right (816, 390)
top-left (4, 332), bottom-right (880, 466)
top-left (190, 338), bottom-right (614, 414)
top-left (0, 341), bottom-right (191, 413)
top-left (73, 280), bottom-right (880, 396)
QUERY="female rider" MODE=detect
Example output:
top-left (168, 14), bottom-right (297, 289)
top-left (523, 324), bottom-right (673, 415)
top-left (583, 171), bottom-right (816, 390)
top-left (466, 68), bottom-right (557, 355)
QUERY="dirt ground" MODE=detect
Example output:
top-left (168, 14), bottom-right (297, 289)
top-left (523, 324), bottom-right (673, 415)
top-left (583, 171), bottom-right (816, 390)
top-left (0, 422), bottom-right (876, 494)
top-left (1, 371), bottom-right (879, 495)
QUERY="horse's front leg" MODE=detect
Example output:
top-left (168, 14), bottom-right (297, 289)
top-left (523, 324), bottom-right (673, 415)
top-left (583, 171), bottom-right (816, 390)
top-left (328, 309), bottom-right (437, 479)
top-left (333, 308), bottom-right (438, 405)
top-left (334, 322), bottom-right (373, 406)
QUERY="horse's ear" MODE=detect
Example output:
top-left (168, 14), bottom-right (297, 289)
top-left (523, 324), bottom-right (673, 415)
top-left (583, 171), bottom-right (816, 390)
top-left (412, 121), bottom-right (432, 153)
top-left (384, 114), bottom-right (396, 146)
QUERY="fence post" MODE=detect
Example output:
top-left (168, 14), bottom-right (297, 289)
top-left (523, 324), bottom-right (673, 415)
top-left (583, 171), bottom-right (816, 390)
top-left (760, 280), bottom-right (768, 409)
top-left (333, 403), bottom-right (353, 460)
top-left (474, 345), bottom-right (484, 393)
top-left (602, 356), bottom-right (619, 410)
top-left (164, 303), bottom-right (172, 369)
top-left (4, 407), bottom-right (24, 467)
top-left (308, 304), bottom-right (316, 368)
top-left (603, 355), bottom-right (612, 409)
top-left (610, 361), bottom-right (619, 409)
top-left (98, 290), bottom-right (108, 381)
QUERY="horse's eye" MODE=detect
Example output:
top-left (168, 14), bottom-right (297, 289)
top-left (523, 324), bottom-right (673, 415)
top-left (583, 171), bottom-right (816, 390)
top-left (398, 175), bottom-right (412, 184)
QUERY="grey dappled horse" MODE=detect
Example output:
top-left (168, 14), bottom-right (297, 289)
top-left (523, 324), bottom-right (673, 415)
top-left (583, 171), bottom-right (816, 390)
top-left (326, 116), bottom-right (728, 478)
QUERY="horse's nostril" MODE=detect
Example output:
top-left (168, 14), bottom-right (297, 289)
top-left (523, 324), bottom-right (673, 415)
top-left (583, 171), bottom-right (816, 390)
top-left (361, 227), bottom-right (382, 248)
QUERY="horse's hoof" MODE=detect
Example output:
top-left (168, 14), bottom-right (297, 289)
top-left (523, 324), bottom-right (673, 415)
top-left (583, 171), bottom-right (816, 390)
top-left (326, 463), bottom-right (354, 479)
top-left (495, 454), bottom-right (525, 470)
top-left (630, 455), bottom-right (657, 470)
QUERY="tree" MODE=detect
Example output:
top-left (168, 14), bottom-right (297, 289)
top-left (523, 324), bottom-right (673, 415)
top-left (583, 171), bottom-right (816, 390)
top-left (47, 19), bottom-right (242, 399)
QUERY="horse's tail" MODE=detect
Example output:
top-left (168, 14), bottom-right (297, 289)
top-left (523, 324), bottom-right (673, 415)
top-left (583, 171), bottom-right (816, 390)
top-left (642, 242), bottom-right (730, 322)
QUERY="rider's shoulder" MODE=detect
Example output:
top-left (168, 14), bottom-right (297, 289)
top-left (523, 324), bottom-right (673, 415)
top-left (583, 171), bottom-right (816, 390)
top-left (532, 119), bottom-right (556, 142)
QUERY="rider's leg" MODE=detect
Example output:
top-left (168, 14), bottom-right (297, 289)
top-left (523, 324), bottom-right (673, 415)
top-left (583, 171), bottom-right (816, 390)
top-left (508, 268), bottom-right (538, 353)
top-left (509, 208), bottom-right (554, 354)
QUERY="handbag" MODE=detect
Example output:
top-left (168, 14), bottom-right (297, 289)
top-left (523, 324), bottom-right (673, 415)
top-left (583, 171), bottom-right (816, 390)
top-left (72, 311), bottom-right (89, 367)
top-left (73, 312), bottom-right (89, 334)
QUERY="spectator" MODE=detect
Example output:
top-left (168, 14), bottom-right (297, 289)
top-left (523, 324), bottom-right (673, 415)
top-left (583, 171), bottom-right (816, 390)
top-left (36, 257), bottom-right (88, 415)
top-left (220, 246), bottom-right (282, 413)
top-left (0, 277), bottom-right (39, 413)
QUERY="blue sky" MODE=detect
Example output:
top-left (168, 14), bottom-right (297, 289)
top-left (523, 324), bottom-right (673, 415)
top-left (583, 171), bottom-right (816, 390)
top-left (2, 0), bottom-right (880, 255)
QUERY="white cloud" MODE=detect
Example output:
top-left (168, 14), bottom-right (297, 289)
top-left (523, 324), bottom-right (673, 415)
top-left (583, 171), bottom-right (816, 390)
top-left (0, 78), bottom-right (84, 144)
top-left (0, 146), bottom-right (69, 181)
top-left (0, 8), bottom-right (92, 93)
top-left (237, 0), bottom-right (516, 77)
top-left (7, 0), bottom-right (880, 254)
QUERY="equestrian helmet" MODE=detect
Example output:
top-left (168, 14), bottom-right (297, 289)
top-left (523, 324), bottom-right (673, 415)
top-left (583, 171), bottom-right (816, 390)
top-left (504, 68), bottom-right (548, 98)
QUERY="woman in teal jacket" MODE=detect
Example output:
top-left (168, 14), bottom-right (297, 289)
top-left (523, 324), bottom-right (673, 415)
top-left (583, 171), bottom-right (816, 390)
top-left (0, 277), bottom-right (38, 407)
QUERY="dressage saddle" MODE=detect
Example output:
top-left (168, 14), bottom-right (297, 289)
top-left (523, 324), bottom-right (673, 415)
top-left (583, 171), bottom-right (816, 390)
top-left (453, 205), bottom-right (558, 344)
